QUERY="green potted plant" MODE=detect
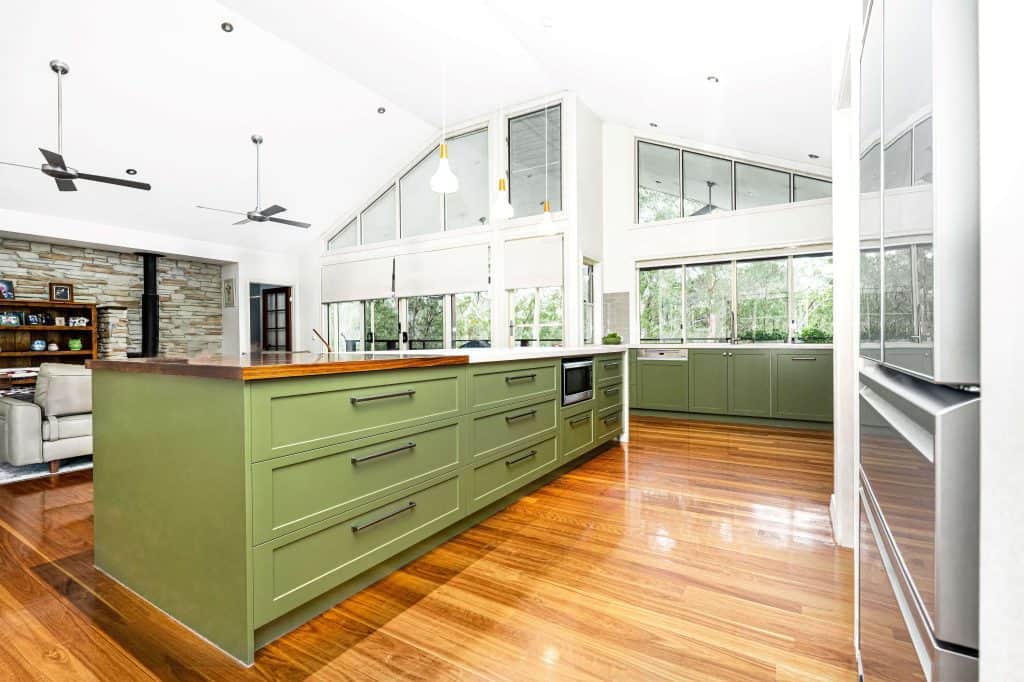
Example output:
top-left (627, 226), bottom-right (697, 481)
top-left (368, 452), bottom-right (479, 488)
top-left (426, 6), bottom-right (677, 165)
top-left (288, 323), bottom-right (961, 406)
top-left (601, 332), bottom-right (622, 345)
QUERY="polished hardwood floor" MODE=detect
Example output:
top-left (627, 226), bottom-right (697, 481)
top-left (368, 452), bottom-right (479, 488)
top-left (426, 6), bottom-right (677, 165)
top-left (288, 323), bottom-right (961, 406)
top-left (0, 416), bottom-right (855, 680)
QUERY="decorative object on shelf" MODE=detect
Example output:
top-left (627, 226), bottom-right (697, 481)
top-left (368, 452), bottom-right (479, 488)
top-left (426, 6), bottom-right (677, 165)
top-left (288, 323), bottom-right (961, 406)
top-left (430, 56), bottom-right (458, 194)
top-left (47, 342), bottom-right (58, 352)
top-left (30, 340), bottom-right (47, 352)
top-left (26, 313), bottom-right (42, 325)
top-left (67, 338), bottom-right (83, 351)
top-left (55, 316), bottom-right (65, 326)
top-left (222, 277), bottom-right (236, 308)
top-left (0, 60), bottom-right (151, 192)
top-left (0, 311), bottom-right (23, 326)
top-left (0, 279), bottom-right (13, 300)
top-left (196, 134), bottom-right (311, 228)
top-left (68, 316), bottom-right (89, 327)
top-left (49, 282), bottom-right (73, 302)
top-left (602, 332), bottom-right (622, 345)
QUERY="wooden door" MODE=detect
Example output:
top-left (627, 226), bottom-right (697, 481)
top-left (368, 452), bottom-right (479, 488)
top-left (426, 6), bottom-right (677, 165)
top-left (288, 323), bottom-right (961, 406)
top-left (261, 287), bottom-right (292, 352)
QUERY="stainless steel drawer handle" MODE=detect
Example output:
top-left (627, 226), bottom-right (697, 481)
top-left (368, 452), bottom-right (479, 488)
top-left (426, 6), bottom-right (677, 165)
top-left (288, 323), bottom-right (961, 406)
top-left (505, 373), bottom-right (537, 383)
top-left (350, 389), bottom-right (416, 404)
top-left (603, 361), bottom-right (620, 369)
top-left (505, 409), bottom-right (537, 423)
top-left (351, 441), bottom-right (415, 465)
top-left (505, 449), bottom-right (538, 467)
top-left (603, 414), bottom-right (621, 424)
top-left (351, 500), bottom-right (416, 533)
top-left (791, 357), bottom-right (817, 361)
top-left (603, 386), bottom-right (621, 395)
top-left (569, 414), bottom-right (591, 426)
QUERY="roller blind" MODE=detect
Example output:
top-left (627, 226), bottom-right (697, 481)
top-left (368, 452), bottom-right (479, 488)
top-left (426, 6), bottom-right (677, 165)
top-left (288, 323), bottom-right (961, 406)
top-left (321, 257), bottom-right (393, 302)
top-left (503, 235), bottom-right (564, 289)
top-left (395, 244), bottom-right (490, 298)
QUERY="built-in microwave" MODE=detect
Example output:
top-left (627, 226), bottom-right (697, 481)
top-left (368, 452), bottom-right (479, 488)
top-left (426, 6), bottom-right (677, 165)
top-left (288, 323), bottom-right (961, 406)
top-left (562, 358), bottom-right (593, 406)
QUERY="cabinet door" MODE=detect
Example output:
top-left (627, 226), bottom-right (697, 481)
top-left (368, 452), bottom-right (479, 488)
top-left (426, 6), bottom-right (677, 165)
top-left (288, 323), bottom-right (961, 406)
top-left (688, 350), bottom-right (729, 414)
top-left (727, 350), bottom-right (772, 418)
top-left (773, 351), bottom-right (833, 421)
top-left (635, 360), bottom-right (688, 412)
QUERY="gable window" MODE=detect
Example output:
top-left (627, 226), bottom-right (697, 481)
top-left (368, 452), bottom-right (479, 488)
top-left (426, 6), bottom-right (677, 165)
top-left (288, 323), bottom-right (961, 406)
top-left (445, 129), bottom-right (489, 230)
top-left (509, 105), bottom-right (562, 218)
top-left (327, 218), bottom-right (357, 251)
top-left (361, 187), bottom-right (397, 245)
top-left (400, 147), bottom-right (444, 238)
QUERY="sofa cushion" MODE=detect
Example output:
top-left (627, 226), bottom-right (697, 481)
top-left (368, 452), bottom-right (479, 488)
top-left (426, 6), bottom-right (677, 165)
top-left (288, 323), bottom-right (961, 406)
top-left (34, 363), bottom-right (91, 417)
top-left (42, 413), bottom-right (92, 441)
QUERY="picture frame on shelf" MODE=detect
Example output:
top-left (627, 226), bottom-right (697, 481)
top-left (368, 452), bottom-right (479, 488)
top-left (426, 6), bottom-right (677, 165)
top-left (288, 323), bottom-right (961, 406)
top-left (49, 282), bottom-right (74, 302)
top-left (0, 279), bottom-right (13, 300)
top-left (0, 311), bottom-right (24, 326)
top-left (222, 277), bottom-right (236, 308)
top-left (55, 316), bottom-right (66, 326)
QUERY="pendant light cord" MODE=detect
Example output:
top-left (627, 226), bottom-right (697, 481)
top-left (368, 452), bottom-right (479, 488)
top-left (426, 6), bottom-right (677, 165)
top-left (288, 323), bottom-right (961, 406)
top-left (544, 103), bottom-right (549, 209)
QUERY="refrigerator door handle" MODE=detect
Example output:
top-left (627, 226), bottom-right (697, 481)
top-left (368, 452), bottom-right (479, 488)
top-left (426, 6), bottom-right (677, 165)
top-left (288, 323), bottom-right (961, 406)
top-left (860, 386), bottom-right (935, 463)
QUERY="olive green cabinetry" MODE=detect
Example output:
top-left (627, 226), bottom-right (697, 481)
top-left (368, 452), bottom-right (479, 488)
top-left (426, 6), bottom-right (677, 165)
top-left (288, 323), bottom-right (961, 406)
top-left (772, 350), bottom-right (833, 422)
top-left (688, 350), bottom-right (730, 414)
top-left (634, 358), bottom-right (689, 411)
top-left (93, 351), bottom-right (625, 665)
top-left (727, 349), bottom-right (772, 418)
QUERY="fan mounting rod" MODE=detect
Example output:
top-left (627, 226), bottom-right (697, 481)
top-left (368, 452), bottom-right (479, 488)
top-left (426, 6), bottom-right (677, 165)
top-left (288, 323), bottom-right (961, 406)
top-left (49, 60), bottom-right (69, 154)
top-left (252, 134), bottom-right (263, 210)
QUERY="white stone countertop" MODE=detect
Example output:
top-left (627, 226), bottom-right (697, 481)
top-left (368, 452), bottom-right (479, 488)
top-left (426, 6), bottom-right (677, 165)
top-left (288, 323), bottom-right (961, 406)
top-left (371, 345), bottom-right (627, 363)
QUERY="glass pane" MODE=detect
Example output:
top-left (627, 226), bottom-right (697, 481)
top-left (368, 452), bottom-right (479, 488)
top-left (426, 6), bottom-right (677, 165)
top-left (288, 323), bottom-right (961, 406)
top-left (638, 266), bottom-right (682, 343)
top-left (366, 297), bottom-right (399, 350)
top-left (637, 142), bottom-right (681, 223)
top-left (735, 163), bottom-right (791, 210)
top-left (276, 310), bottom-right (285, 329)
top-left (511, 288), bottom-right (537, 347)
top-left (860, 249), bottom-right (882, 348)
top-left (538, 287), bottom-right (563, 347)
top-left (685, 262), bottom-right (732, 342)
top-left (509, 105), bottom-right (562, 218)
top-left (793, 175), bottom-right (832, 202)
top-left (883, 246), bottom-right (914, 341)
top-left (913, 117), bottom-right (933, 185)
top-left (916, 244), bottom-right (934, 344)
top-left (683, 151), bottom-right (732, 216)
top-left (736, 258), bottom-right (788, 342)
top-left (405, 295), bottom-right (444, 350)
top-left (583, 303), bottom-right (594, 345)
top-left (361, 186), bottom-right (397, 245)
top-left (400, 148), bottom-right (444, 238)
top-left (792, 255), bottom-right (834, 343)
top-left (884, 130), bottom-right (913, 190)
top-left (325, 301), bottom-right (364, 352)
top-left (446, 129), bottom-right (489, 230)
top-left (860, 144), bottom-right (881, 194)
top-left (453, 291), bottom-right (490, 348)
top-left (327, 219), bottom-right (357, 251)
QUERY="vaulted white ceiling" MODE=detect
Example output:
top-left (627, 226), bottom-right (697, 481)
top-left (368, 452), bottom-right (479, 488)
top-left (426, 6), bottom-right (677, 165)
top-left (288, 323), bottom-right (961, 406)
top-left (1, 1), bottom-right (832, 255)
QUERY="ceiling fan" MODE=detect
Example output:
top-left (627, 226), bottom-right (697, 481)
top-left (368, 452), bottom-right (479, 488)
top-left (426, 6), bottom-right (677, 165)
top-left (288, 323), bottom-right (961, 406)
top-left (0, 60), bottom-right (151, 192)
top-left (197, 135), bottom-right (311, 229)
top-left (689, 180), bottom-right (721, 216)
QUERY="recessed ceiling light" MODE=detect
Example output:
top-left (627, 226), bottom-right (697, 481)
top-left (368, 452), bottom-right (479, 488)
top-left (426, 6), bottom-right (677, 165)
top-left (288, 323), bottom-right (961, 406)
top-left (125, 168), bottom-right (138, 175)
top-left (377, 106), bottom-right (386, 114)
top-left (221, 21), bottom-right (234, 32)
top-left (707, 75), bottom-right (719, 83)
top-left (808, 153), bottom-right (820, 159)
top-left (649, 122), bottom-right (659, 128)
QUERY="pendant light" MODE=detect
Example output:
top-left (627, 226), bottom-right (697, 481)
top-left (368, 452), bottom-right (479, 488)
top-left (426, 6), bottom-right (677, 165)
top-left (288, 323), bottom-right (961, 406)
top-left (491, 105), bottom-right (514, 221)
top-left (539, 103), bottom-right (554, 230)
top-left (430, 55), bottom-right (458, 194)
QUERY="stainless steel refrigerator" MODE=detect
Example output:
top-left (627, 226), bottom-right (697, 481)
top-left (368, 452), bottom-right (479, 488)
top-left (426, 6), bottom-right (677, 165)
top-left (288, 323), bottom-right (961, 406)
top-left (857, 0), bottom-right (980, 679)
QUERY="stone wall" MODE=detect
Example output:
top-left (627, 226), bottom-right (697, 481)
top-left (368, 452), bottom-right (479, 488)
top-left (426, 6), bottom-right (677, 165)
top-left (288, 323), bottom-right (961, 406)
top-left (0, 238), bottom-right (222, 355)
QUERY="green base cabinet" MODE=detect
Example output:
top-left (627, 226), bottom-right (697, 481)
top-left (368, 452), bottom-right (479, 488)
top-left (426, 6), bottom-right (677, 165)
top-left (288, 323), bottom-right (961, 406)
top-left (688, 350), bottom-right (729, 414)
top-left (772, 350), bottom-right (834, 421)
top-left (635, 359), bottom-right (689, 411)
top-left (727, 349), bottom-right (772, 418)
top-left (560, 406), bottom-right (596, 462)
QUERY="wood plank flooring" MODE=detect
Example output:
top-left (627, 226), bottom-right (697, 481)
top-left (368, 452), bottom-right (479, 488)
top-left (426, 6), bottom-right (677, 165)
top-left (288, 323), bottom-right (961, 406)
top-left (0, 416), bottom-right (855, 680)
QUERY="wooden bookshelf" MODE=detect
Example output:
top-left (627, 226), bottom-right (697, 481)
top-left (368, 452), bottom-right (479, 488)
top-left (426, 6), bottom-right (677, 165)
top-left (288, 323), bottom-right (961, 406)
top-left (0, 300), bottom-right (98, 385)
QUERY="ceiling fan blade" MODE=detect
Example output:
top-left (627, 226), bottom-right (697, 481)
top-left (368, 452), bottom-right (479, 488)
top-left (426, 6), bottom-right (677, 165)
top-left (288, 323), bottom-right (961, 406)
top-left (55, 178), bottom-right (77, 192)
top-left (267, 216), bottom-right (311, 229)
top-left (0, 160), bottom-right (38, 170)
top-left (196, 205), bottom-right (247, 216)
top-left (232, 219), bottom-right (252, 226)
top-left (76, 172), bottom-right (151, 191)
top-left (38, 148), bottom-right (67, 169)
top-left (259, 204), bottom-right (286, 217)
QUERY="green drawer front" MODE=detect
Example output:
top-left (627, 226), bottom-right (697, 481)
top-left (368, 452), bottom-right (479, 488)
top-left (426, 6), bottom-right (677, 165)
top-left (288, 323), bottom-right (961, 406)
top-left (470, 436), bottom-right (558, 510)
top-left (596, 354), bottom-right (625, 386)
top-left (470, 398), bottom-right (558, 461)
top-left (635, 359), bottom-right (689, 411)
top-left (468, 361), bottom-right (558, 411)
top-left (596, 382), bottom-right (624, 412)
top-left (252, 419), bottom-right (462, 544)
top-left (560, 408), bottom-right (595, 462)
top-left (773, 350), bottom-right (834, 421)
top-left (596, 404), bottom-right (624, 441)
top-left (250, 368), bottom-right (463, 461)
top-left (253, 471), bottom-right (464, 627)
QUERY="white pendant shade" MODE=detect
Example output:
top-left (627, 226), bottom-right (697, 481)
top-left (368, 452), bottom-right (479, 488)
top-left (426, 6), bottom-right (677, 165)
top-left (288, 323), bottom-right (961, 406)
top-left (539, 200), bottom-right (554, 232)
top-left (491, 177), bottom-right (514, 220)
top-left (430, 144), bottom-right (459, 194)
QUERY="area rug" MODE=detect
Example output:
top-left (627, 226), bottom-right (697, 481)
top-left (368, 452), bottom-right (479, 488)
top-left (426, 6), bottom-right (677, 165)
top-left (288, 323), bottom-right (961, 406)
top-left (0, 456), bottom-right (92, 486)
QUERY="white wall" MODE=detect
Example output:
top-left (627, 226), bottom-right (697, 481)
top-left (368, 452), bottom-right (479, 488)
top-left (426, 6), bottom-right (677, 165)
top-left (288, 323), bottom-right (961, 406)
top-left (978, 0), bottom-right (1024, 677)
top-left (0, 207), bottom-right (306, 355)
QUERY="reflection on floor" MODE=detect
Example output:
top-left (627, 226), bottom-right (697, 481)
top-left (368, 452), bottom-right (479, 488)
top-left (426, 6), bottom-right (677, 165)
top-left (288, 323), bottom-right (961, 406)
top-left (0, 416), bottom-right (854, 680)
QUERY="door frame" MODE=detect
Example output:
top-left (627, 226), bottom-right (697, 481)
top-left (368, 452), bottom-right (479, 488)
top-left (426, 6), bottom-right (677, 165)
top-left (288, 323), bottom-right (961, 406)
top-left (261, 286), bottom-right (292, 352)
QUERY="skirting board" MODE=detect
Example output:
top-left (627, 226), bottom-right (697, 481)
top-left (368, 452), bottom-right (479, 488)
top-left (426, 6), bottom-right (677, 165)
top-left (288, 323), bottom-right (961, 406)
top-left (629, 409), bottom-right (833, 431)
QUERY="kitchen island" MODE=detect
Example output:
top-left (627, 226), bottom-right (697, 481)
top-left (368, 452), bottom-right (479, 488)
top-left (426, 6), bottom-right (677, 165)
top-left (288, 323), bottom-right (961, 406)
top-left (90, 347), bottom-right (625, 665)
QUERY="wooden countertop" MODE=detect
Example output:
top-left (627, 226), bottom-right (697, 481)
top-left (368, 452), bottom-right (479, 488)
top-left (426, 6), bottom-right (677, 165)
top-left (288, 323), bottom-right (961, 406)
top-left (88, 352), bottom-right (470, 381)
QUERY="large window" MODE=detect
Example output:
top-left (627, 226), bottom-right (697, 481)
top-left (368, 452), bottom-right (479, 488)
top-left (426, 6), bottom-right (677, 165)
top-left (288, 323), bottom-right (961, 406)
top-left (361, 188), bottom-right (397, 245)
top-left (637, 142), bottom-right (831, 224)
top-left (637, 142), bottom-right (681, 222)
top-left (510, 287), bottom-right (563, 347)
top-left (638, 251), bottom-right (834, 344)
top-left (736, 258), bottom-right (788, 341)
top-left (445, 129), bottom-right (489, 230)
top-left (324, 300), bottom-right (365, 352)
top-left (883, 246), bottom-right (915, 342)
top-left (327, 218), bottom-right (357, 251)
top-left (582, 263), bottom-right (595, 344)
top-left (638, 266), bottom-right (682, 343)
top-left (509, 105), bottom-right (561, 218)
top-left (364, 297), bottom-right (399, 350)
top-left (884, 130), bottom-right (913, 190)
top-left (405, 295), bottom-right (444, 349)
top-left (685, 262), bottom-right (733, 341)
top-left (400, 147), bottom-right (444, 238)
top-left (453, 291), bottom-right (490, 348)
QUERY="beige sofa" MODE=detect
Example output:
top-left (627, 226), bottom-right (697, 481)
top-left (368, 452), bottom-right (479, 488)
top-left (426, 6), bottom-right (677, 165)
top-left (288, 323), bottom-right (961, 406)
top-left (0, 363), bottom-right (92, 473)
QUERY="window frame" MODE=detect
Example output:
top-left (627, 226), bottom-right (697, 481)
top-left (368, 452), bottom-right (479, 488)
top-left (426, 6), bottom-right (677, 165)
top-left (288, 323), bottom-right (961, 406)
top-left (451, 290), bottom-right (492, 349)
top-left (508, 286), bottom-right (564, 348)
top-left (507, 104), bottom-right (563, 219)
top-left (582, 261), bottom-right (596, 345)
